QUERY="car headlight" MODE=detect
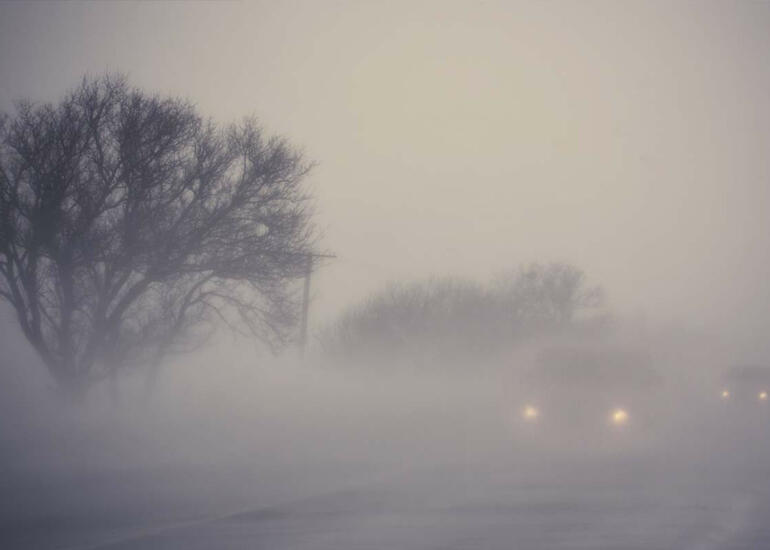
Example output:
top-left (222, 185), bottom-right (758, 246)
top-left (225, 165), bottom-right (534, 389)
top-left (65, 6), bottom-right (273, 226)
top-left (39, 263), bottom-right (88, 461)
top-left (721, 389), bottom-right (730, 400)
top-left (610, 408), bottom-right (629, 426)
top-left (522, 405), bottom-right (539, 421)
top-left (759, 391), bottom-right (768, 401)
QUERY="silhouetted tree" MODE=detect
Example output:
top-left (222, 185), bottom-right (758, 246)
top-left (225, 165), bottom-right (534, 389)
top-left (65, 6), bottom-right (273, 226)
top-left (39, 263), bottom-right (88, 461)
top-left (320, 264), bottom-right (604, 367)
top-left (492, 262), bottom-right (604, 331)
top-left (0, 75), bottom-right (317, 397)
top-left (320, 278), bottom-right (492, 364)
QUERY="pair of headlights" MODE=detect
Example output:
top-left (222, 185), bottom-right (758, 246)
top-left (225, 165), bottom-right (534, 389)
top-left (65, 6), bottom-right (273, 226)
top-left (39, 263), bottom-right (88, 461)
top-left (721, 390), bottom-right (768, 401)
top-left (521, 405), bottom-right (629, 426)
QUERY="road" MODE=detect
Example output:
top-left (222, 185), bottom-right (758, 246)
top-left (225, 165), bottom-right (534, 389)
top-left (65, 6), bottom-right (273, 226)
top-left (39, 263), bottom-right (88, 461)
top-left (3, 384), bottom-right (769, 550)
top-left (6, 443), bottom-right (764, 550)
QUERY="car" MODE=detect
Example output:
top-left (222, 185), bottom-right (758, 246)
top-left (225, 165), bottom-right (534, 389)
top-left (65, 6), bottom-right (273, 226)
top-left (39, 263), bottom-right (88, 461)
top-left (717, 364), bottom-right (770, 406)
top-left (697, 364), bottom-right (770, 451)
top-left (511, 345), bottom-right (666, 452)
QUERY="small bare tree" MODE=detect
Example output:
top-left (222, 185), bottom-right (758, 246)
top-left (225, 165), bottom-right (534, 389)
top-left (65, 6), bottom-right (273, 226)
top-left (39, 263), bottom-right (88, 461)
top-left (0, 75), bottom-right (317, 397)
top-left (493, 262), bottom-right (604, 328)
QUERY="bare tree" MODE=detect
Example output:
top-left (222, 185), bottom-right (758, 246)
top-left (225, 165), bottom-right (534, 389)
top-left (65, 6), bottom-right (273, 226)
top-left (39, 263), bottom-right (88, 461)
top-left (493, 262), bottom-right (604, 328)
top-left (0, 75), bottom-right (317, 397)
top-left (320, 264), bottom-right (605, 367)
top-left (320, 278), bottom-right (492, 365)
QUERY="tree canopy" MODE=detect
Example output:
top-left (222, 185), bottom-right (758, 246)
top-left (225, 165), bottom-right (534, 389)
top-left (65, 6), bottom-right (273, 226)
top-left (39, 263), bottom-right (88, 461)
top-left (0, 75), bottom-right (317, 395)
top-left (320, 263), bottom-right (605, 367)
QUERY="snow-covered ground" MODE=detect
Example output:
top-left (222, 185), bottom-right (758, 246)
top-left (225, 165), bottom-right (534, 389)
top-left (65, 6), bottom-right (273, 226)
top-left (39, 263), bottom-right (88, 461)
top-left (3, 361), bottom-right (769, 550)
top-left (4, 436), bottom-right (769, 550)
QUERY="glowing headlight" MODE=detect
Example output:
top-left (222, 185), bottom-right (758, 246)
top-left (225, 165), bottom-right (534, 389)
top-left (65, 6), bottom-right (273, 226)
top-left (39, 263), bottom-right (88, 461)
top-left (522, 405), bottom-right (539, 421)
top-left (759, 391), bottom-right (768, 401)
top-left (611, 408), bottom-right (629, 426)
top-left (721, 390), bottom-right (730, 400)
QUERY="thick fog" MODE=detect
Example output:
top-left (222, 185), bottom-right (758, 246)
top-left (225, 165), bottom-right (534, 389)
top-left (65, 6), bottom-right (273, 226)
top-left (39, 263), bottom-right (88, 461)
top-left (2, 2), bottom-right (770, 549)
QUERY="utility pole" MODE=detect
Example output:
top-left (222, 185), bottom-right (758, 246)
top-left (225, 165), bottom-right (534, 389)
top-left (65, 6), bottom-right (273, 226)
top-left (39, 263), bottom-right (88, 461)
top-left (298, 253), bottom-right (335, 356)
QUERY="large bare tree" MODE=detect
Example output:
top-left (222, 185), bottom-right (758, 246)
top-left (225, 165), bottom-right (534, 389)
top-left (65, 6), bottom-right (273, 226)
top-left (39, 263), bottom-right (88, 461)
top-left (0, 75), bottom-right (317, 397)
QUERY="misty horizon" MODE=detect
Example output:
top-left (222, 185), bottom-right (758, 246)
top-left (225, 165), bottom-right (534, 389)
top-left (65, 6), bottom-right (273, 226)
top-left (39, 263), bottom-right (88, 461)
top-left (2, 2), bottom-right (770, 549)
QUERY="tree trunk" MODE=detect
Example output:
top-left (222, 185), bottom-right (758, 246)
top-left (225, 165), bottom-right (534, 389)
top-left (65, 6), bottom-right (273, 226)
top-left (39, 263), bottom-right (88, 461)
top-left (143, 357), bottom-right (163, 401)
top-left (59, 375), bottom-right (89, 406)
top-left (109, 371), bottom-right (121, 407)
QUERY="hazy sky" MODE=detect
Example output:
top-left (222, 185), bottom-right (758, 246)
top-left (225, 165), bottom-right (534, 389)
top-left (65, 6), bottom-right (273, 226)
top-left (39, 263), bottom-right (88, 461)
top-left (1, 0), bottom-right (769, 346)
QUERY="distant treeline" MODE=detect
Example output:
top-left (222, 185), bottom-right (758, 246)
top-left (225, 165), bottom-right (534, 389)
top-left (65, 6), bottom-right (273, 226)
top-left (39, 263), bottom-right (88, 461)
top-left (320, 262), bottom-right (607, 367)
